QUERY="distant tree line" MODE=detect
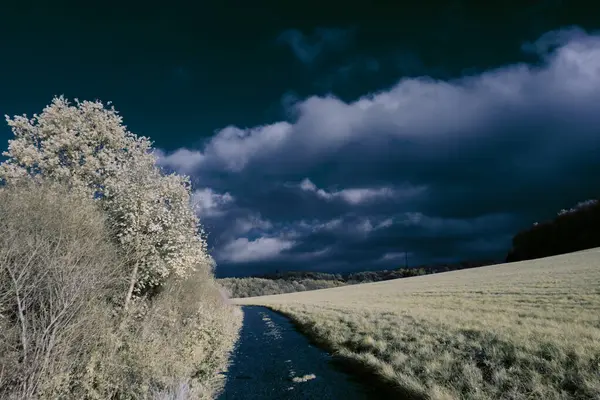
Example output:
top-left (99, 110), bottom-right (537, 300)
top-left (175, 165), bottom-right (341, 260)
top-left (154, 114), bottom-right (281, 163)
top-left (219, 259), bottom-right (497, 298)
top-left (218, 277), bottom-right (346, 299)
top-left (506, 199), bottom-right (600, 262)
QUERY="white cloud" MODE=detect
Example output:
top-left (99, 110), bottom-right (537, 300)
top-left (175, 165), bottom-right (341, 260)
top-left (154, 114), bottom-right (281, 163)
top-left (296, 218), bottom-right (343, 233)
top-left (356, 218), bottom-right (374, 234)
top-left (355, 217), bottom-right (396, 234)
top-left (298, 178), bottom-right (402, 205)
top-left (157, 122), bottom-right (292, 174)
top-left (298, 216), bottom-right (392, 236)
top-left (338, 187), bottom-right (395, 205)
top-left (191, 188), bottom-right (234, 217)
top-left (232, 214), bottom-right (273, 235)
top-left (163, 29), bottom-right (600, 177)
top-left (203, 123), bottom-right (292, 171)
top-left (217, 237), bottom-right (294, 263)
top-left (155, 148), bottom-right (205, 175)
top-left (377, 218), bottom-right (394, 229)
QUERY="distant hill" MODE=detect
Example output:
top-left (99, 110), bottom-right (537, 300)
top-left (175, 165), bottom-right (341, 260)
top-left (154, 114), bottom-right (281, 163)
top-left (257, 260), bottom-right (498, 283)
top-left (506, 199), bottom-right (600, 262)
top-left (219, 259), bottom-right (498, 298)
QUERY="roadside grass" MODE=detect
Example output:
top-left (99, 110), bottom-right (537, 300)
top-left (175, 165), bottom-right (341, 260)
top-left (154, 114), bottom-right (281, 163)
top-left (235, 249), bottom-right (600, 399)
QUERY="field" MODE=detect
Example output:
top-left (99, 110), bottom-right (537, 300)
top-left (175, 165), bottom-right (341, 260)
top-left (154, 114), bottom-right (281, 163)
top-left (234, 249), bottom-right (600, 399)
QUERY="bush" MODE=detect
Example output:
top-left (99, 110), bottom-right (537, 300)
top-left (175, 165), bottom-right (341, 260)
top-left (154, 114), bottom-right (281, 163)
top-left (0, 182), bottom-right (125, 399)
top-left (0, 97), bottom-right (243, 399)
top-left (0, 96), bottom-right (213, 299)
top-left (0, 180), bottom-right (242, 400)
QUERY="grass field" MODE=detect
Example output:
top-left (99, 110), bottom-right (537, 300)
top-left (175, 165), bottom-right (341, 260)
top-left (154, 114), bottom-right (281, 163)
top-left (234, 249), bottom-right (600, 399)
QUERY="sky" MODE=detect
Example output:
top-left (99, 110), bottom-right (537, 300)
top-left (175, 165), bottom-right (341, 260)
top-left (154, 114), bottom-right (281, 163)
top-left (1, 0), bottom-right (600, 276)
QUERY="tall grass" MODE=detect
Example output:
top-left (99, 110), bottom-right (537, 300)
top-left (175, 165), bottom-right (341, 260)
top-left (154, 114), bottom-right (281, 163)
top-left (0, 182), bottom-right (242, 399)
top-left (237, 249), bottom-right (600, 399)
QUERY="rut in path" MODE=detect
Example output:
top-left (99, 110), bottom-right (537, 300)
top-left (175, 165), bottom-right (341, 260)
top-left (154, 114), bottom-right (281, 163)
top-left (218, 306), bottom-right (385, 400)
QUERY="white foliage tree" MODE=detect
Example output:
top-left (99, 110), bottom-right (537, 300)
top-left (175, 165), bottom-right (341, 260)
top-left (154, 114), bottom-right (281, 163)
top-left (0, 96), bottom-right (214, 305)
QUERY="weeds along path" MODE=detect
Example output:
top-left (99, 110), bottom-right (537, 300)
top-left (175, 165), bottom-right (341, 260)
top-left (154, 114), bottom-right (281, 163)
top-left (218, 306), bottom-right (381, 400)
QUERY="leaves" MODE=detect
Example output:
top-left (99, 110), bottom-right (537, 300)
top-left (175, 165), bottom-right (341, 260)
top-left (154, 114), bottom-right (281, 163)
top-left (0, 97), bottom-right (213, 294)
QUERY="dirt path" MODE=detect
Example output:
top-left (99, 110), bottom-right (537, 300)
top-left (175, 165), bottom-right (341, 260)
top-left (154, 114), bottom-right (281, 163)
top-left (218, 306), bottom-right (379, 400)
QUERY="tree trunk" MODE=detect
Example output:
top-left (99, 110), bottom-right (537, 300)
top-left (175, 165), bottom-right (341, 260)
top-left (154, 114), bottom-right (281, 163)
top-left (123, 262), bottom-right (139, 311)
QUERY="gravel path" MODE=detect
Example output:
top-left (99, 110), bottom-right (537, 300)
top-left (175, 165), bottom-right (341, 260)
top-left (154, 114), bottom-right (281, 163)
top-left (218, 306), bottom-right (380, 400)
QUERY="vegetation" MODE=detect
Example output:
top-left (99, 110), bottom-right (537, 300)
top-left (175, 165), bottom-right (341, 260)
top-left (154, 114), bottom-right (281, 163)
top-left (220, 260), bottom-right (496, 298)
top-left (237, 249), bottom-right (600, 399)
top-left (0, 98), bottom-right (242, 399)
top-left (507, 199), bottom-right (600, 263)
top-left (1, 96), bottom-right (213, 297)
top-left (220, 277), bottom-right (346, 298)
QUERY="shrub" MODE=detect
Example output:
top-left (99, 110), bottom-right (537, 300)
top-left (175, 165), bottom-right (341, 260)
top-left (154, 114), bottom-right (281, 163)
top-left (0, 96), bottom-right (213, 300)
top-left (0, 98), bottom-right (243, 399)
top-left (0, 182), bottom-right (125, 399)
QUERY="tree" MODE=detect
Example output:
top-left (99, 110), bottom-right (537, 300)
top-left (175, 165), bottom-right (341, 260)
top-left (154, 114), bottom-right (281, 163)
top-left (506, 198), bottom-right (600, 262)
top-left (0, 96), bottom-right (213, 305)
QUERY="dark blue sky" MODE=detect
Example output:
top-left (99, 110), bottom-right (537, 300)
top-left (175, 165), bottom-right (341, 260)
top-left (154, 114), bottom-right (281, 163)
top-left (2, 0), bottom-right (600, 276)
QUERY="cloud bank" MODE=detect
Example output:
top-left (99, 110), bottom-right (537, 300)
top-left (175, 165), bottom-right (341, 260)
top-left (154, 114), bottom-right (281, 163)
top-left (159, 27), bottom-right (600, 276)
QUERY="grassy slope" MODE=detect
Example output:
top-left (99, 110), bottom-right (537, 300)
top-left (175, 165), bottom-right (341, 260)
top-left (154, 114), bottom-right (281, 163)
top-left (234, 249), bottom-right (600, 399)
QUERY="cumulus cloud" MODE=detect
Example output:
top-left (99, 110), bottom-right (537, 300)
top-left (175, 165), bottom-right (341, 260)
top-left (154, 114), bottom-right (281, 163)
top-left (164, 28), bottom-right (600, 192)
top-left (217, 237), bottom-right (294, 263)
top-left (155, 148), bottom-right (204, 175)
top-left (163, 28), bottom-right (600, 274)
top-left (191, 188), bottom-right (234, 218)
top-left (277, 27), bottom-right (354, 65)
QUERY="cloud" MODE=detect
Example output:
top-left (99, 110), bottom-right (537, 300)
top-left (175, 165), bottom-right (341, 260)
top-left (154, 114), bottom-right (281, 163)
top-left (521, 26), bottom-right (589, 56)
top-left (277, 28), bottom-right (354, 65)
top-left (163, 28), bottom-right (600, 275)
top-left (339, 188), bottom-right (395, 205)
top-left (191, 188), bottom-right (234, 218)
top-left (217, 237), bottom-right (294, 263)
top-left (155, 148), bottom-right (204, 175)
top-left (232, 214), bottom-right (274, 235)
top-left (378, 252), bottom-right (409, 263)
top-left (169, 29), bottom-right (600, 183)
top-left (297, 178), bottom-right (421, 205)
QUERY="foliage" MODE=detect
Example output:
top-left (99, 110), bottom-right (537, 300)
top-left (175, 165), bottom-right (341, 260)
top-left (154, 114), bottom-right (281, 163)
top-left (0, 96), bottom-right (213, 295)
top-left (0, 182), bottom-right (124, 398)
top-left (0, 98), bottom-right (243, 399)
top-left (220, 277), bottom-right (346, 298)
top-left (506, 198), bottom-right (600, 262)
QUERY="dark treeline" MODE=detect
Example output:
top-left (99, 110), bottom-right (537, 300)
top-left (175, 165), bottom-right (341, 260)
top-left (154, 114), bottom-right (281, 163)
top-left (257, 259), bottom-right (498, 283)
top-left (506, 199), bottom-right (600, 263)
top-left (219, 259), bottom-right (498, 298)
